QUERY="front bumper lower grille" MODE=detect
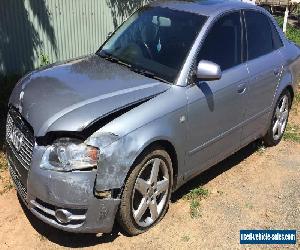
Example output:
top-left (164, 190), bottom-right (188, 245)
top-left (9, 163), bottom-right (28, 203)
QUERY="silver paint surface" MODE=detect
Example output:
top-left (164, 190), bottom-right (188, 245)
top-left (9, 55), bottom-right (170, 136)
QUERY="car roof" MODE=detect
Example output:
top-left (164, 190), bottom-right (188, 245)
top-left (149, 0), bottom-right (261, 17)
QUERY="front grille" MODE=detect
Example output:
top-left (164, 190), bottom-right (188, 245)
top-left (9, 163), bottom-right (28, 203)
top-left (6, 108), bottom-right (35, 170)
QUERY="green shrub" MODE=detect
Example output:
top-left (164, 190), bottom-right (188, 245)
top-left (184, 186), bottom-right (209, 200)
top-left (184, 186), bottom-right (209, 218)
top-left (39, 52), bottom-right (50, 67)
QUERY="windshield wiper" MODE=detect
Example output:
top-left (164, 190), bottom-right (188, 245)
top-left (98, 51), bottom-right (170, 84)
top-left (129, 66), bottom-right (170, 84)
top-left (98, 51), bottom-right (131, 68)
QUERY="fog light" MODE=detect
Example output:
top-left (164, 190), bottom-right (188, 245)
top-left (55, 209), bottom-right (72, 224)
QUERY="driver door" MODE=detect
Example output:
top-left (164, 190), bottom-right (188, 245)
top-left (184, 11), bottom-right (249, 178)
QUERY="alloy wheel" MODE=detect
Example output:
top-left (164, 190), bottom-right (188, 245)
top-left (131, 157), bottom-right (170, 227)
top-left (272, 94), bottom-right (289, 141)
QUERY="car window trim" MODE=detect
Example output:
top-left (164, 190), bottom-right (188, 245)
top-left (241, 9), bottom-right (248, 62)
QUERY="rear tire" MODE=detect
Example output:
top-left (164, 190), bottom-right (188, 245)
top-left (117, 148), bottom-right (173, 236)
top-left (263, 90), bottom-right (291, 146)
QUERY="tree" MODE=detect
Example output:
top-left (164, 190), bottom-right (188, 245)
top-left (106, 0), bottom-right (152, 29)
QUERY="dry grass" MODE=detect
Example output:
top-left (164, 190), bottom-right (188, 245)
top-left (0, 151), bottom-right (12, 195)
top-left (284, 124), bottom-right (300, 143)
top-left (0, 151), bottom-right (7, 172)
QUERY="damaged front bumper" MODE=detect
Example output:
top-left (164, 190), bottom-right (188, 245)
top-left (7, 146), bottom-right (120, 234)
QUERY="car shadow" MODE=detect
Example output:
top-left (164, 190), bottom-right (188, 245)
top-left (18, 139), bottom-right (263, 247)
top-left (171, 140), bottom-right (262, 202)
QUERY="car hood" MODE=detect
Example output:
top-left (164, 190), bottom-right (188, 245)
top-left (9, 55), bottom-right (170, 137)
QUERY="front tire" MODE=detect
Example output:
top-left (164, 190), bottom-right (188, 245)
top-left (264, 90), bottom-right (291, 146)
top-left (118, 148), bottom-right (173, 236)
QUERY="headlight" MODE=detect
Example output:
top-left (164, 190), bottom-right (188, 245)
top-left (41, 138), bottom-right (99, 171)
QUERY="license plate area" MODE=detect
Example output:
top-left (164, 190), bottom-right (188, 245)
top-left (6, 112), bottom-right (34, 170)
top-left (6, 115), bottom-right (25, 152)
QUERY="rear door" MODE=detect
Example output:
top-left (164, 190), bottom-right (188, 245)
top-left (241, 10), bottom-right (285, 143)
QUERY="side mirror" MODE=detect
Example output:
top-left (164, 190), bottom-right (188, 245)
top-left (196, 60), bottom-right (222, 81)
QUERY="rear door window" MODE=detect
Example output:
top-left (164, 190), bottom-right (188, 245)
top-left (244, 11), bottom-right (274, 60)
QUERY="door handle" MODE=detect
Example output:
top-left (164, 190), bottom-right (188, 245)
top-left (273, 68), bottom-right (281, 76)
top-left (237, 83), bottom-right (247, 94)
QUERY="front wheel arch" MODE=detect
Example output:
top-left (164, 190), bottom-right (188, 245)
top-left (121, 140), bottom-right (178, 197)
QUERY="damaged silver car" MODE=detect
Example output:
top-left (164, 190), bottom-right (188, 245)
top-left (6, 0), bottom-right (300, 235)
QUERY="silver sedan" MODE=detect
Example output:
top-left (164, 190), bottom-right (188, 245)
top-left (7, 0), bottom-right (300, 236)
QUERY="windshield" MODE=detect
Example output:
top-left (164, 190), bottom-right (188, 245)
top-left (98, 7), bottom-right (207, 83)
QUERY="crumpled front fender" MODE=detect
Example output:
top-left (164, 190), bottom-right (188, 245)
top-left (85, 86), bottom-right (188, 192)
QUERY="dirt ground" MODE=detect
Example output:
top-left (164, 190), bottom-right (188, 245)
top-left (0, 96), bottom-right (299, 249)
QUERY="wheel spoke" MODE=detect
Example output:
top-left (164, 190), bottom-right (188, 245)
top-left (282, 110), bottom-right (288, 121)
top-left (275, 107), bottom-right (281, 119)
top-left (272, 120), bottom-right (279, 135)
top-left (149, 200), bottom-right (159, 221)
top-left (150, 159), bottom-right (160, 185)
top-left (134, 198), bottom-right (148, 222)
top-left (135, 178), bottom-right (149, 195)
top-left (280, 120), bottom-right (286, 134)
top-left (156, 179), bottom-right (169, 196)
top-left (280, 96), bottom-right (287, 112)
top-left (277, 123), bottom-right (283, 137)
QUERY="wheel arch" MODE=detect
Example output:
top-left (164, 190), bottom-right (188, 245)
top-left (273, 68), bottom-right (294, 108)
top-left (125, 139), bottom-right (179, 192)
top-left (285, 85), bottom-right (294, 107)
